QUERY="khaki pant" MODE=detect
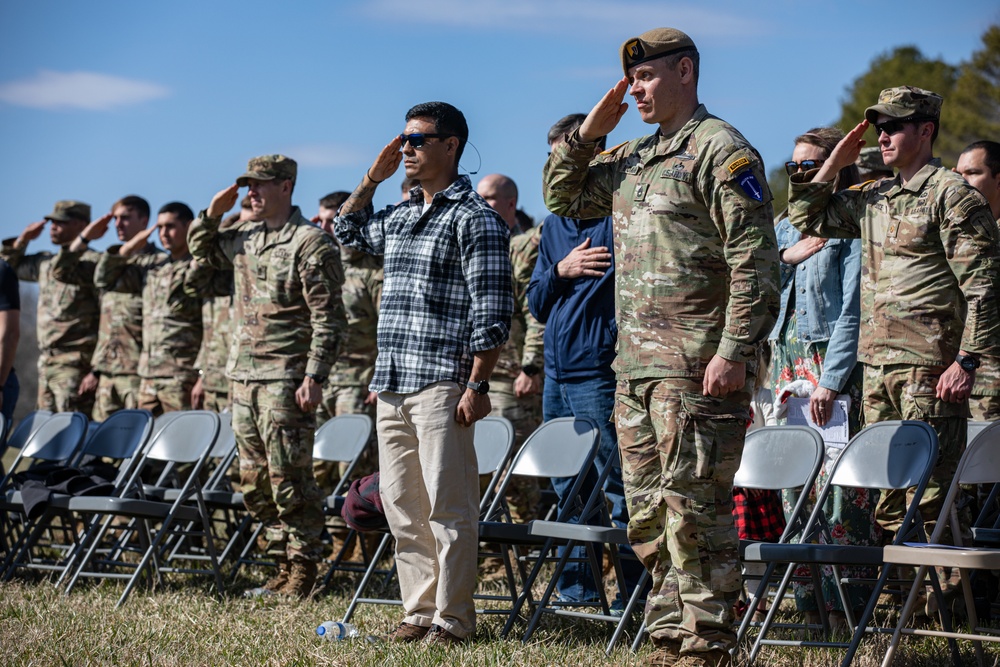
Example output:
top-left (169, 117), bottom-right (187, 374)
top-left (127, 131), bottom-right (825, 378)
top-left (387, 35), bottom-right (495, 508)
top-left (377, 381), bottom-right (479, 639)
top-left (138, 375), bottom-right (197, 417)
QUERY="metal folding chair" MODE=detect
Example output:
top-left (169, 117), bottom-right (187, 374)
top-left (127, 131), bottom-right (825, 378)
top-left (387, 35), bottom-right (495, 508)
top-left (743, 420), bottom-right (939, 666)
top-left (60, 410), bottom-right (222, 607)
top-left (881, 420), bottom-right (1000, 667)
top-left (1, 409), bottom-right (154, 580)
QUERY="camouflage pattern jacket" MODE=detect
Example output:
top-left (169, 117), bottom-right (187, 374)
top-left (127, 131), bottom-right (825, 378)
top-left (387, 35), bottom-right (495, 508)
top-left (188, 206), bottom-right (346, 382)
top-left (328, 246), bottom-right (382, 387)
top-left (95, 247), bottom-right (207, 379)
top-left (494, 224), bottom-right (545, 380)
top-left (543, 105), bottom-right (780, 380)
top-left (188, 267), bottom-right (235, 394)
top-left (789, 159), bottom-right (1000, 366)
top-left (54, 242), bottom-right (162, 376)
top-left (1, 240), bottom-right (100, 366)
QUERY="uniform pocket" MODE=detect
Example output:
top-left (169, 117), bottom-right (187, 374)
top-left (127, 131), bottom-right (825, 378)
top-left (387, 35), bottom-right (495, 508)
top-left (677, 392), bottom-right (749, 480)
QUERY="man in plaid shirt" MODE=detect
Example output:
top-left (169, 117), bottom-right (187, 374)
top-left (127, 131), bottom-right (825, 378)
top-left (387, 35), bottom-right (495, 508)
top-left (335, 101), bottom-right (512, 646)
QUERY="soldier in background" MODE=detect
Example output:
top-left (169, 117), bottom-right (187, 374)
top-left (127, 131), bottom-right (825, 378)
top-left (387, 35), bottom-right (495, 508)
top-left (57, 195), bottom-right (160, 421)
top-left (93, 202), bottom-right (206, 416)
top-left (954, 140), bottom-right (1000, 420)
top-left (190, 198), bottom-right (253, 413)
top-left (476, 177), bottom-right (543, 525)
top-left (191, 155), bottom-right (346, 599)
top-left (544, 29), bottom-right (779, 666)
top-left (788, 88), bottom-right (1000, 542)
top-left (1, 201), bottom-right (100, 415)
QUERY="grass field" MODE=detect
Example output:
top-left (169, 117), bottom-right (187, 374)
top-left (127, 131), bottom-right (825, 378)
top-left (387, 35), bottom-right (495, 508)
top-left (0, 560), bottom-right (986, 667)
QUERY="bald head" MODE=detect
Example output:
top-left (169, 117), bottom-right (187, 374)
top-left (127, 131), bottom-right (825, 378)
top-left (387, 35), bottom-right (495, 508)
top-left (477, 174), bottom-right (519, 229)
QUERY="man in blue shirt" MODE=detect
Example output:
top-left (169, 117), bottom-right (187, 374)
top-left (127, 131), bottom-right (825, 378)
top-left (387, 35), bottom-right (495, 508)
top-left (529, 113), bottom-right (640, 606)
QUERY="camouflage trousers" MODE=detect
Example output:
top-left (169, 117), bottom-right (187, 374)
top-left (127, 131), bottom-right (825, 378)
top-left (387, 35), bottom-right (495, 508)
top-left (202, 387), bottom-right (231, 413)
top-left (232, 379), bottom-right (324, 562)
top-left (616, 376), bottom-right (751, 654)
top-left (484, 376), bottom-right (542, 521)
top-left (37, 357), bottom-right (94, 417)
top-left (138, 375), bottom-right (197, 417)
top-left (864, 364), bottom-right (967, 541)
top-left (314, 383), bottom-right (377, 498)
top-left (970, 354), bottom-right (1000, 421)
top-left (93, 373), bottom-right (141, 422)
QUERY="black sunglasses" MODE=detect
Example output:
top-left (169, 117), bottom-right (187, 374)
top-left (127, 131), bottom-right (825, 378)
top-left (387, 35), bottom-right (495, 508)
top-left (398, 133), bottom-right (455, 148)
top-left (872, 117), bottom-right (933, 137)
top-left (784, 159), bottom-right (825, 176)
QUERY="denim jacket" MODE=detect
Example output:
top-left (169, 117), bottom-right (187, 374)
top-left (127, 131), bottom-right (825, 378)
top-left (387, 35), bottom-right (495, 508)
top-left (769, 217), bottom-right (862, 392)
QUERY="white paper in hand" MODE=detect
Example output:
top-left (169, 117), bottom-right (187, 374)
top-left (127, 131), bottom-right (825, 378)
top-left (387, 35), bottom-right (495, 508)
top-left (785, 395), bottom-right (851, 448)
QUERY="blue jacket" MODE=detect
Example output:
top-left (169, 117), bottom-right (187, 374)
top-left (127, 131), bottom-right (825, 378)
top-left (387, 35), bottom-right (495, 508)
top-left (769, 217), bottom-right (862, 392)
top-left (528, 214), bottom-right (616, 382)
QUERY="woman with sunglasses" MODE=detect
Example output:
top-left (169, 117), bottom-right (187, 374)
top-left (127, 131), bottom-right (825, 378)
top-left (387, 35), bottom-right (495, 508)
top-left (768, 126), bottom-right (880, 630)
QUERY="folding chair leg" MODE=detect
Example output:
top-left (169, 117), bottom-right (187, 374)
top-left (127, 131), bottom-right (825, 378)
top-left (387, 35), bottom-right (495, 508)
top-left (341, 533), bottom-right (393, 624)
top-left (606, 567), bottom-right (649, 656)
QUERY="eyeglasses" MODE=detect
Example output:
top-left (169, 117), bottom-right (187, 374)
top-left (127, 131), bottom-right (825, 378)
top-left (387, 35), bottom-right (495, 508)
top-left (398, 133), bottom-right (455, 149)
top-left (872, 117), bottom-right (933, 137)
top-left (784, 159), bottom-right (825, 175)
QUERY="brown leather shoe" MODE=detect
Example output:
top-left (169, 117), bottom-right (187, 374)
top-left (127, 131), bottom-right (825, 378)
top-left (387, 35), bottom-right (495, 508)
top-left (387, 622), bottom-right (430, 643)
top-left (279, 560), bottom-right (317, 599)
top-left (424, 624), bottom-right (468, 646)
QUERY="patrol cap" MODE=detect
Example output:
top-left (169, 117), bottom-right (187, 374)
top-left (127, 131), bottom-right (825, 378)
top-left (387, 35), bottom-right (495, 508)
top-left (621, 28), bottom-right (697, 76)
top-left (864, 86), bottom-right (943, 124)
top-left (44, 200), bottom-right (91, 223)
top-left (236, 154), bottom-right (297, 187)
top-left (856, 146), bottom-right (888, 173)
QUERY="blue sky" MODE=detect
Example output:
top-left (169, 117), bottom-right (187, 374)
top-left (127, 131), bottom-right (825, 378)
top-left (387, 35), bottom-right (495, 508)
top-left (1, 1), bottom-right (997, 253)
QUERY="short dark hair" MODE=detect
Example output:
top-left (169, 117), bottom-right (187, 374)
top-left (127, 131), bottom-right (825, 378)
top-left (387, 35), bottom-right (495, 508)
top-left (665, 48), bottom-right (700, 86)
top-left (548, 113), bottom-right (607, 150)
top-left (514, 208), bottom-right (534, 230)
top-left (114, 195), bottom-right (151, 220)
top-left (319, 191), bottom-right (350, 211)
top-left (158, 201), bottom-right (194, 223)
top-left (405, 101), bottom-right (469, 165)
top-left (962, 140), bottom-right (1000, 177)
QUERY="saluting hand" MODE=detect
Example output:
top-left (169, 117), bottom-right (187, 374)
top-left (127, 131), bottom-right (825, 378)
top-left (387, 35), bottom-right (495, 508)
top-left (367, 135), bottom-right (403, 184)
top-left (579, 77), bottom-right (630, 143)
top-left (16, 220), bottom-right (47, 247)
top-left (82, 213), bottom-right (114, 242)
top-left (207, 184), bottom-right (240, 220)
top-left (813, 121), bottom-right (868, 182)
top-left (119, 224), bottom-right (157, 257)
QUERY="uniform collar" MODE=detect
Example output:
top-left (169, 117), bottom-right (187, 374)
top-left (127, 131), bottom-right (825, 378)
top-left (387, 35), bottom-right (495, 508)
top-left (885, 158), bottom-right (941, 197)
top-left (649, 104), bottom-right (709, 157)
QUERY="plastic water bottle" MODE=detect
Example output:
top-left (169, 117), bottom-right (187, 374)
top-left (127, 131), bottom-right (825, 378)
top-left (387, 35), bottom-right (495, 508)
top-left (316, 621), bottom-right (360, 640)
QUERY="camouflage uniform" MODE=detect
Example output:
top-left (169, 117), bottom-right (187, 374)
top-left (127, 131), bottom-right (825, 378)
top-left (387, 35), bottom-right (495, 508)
top-left (972, 216), bottom-right (1000, 421)
top-left (314, 246), bottom-right (382, 495)
top-left (544, 82), bottom-right (779, 656)
top-left (54, 242), bottom-right (161, 421)
top-left (95, 247), bottom-right (207, 416)
top-left (2, 214), bottom-right (100, 415)
top-left (487, 224), bottom-right (543, 521)
top-left (190, 267), bottom-right (235, 413)
top-left (788, 88), bottom-right (1000, 539)
top-left (189, 174), bottom-right (346, 563)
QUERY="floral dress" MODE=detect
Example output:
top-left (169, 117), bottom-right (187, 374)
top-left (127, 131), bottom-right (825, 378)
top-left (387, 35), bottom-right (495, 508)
top-left (770, 301), bottom-right (880, 613)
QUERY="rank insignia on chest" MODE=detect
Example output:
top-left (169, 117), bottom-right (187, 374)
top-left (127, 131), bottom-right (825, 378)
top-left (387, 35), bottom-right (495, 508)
top-left (738, 172), bottom-right (763, 202)
top-left (635, 183), bottom-right (648, 200)
top-left (257, 265), bottom-right (267, 281)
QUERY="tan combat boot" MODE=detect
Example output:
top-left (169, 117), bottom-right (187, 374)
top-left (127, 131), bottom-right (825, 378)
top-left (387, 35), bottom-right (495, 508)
top-left (243, 557), bottom-right (289, 598)
top-left (280, 560), bottom-right (318, 599)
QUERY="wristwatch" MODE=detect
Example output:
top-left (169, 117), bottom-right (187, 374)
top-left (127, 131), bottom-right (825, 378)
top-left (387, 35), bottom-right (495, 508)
top-left (956, 354), bottom-right (980, 372)
top-left (521, 364), bottom-right (540, 377)
top-left (467, 380), bottom-right (490, 395)
top-left (305, 372), bottom-right (327, 384)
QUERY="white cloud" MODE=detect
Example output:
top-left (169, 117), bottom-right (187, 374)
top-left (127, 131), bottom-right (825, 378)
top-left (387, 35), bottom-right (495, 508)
top-left (359, 0), bottom-right (767, 36)
top-left (281, 143), bottom-right (367, 168)
top-left (0, 70), bottom-right (169, 111)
